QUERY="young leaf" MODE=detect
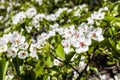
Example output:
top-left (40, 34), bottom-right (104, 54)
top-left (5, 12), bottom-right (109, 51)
top-left (34, 61), bottom-right (44, 78)
top-left (45, 56), bottom-right (52, 67)
top-left (55, 45), bottom-right (65, 60)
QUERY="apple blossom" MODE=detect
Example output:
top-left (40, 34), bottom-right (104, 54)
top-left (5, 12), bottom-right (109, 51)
top-left (53, 59), bottom-right (60, 65)
top-left (78, 22), bottom-right (89, 33)
top-left (12, 11), bottom-right (26, 25)
top-left (25, 7), bottom-right (37, 18)
top-left (87, 17), bottom-right (94, 25)
top-left (18, 51), bottom-right (28, 59)
top-left (63, 25), bottom-right (75, 39)
top-left (19, 42), bottom-right (29, 50)
top-left (33, 14), bottom-right (45, 21)
top-left (11, 33), bottom-right (25, 46)
top-left (0, 38), bottom-right (8, 53)
top-left (89, 27), bottom-right (104, 42)
top-left (62, 40), bottom-right (71, 54)
top-left (7, 47), bottom-right (18, 58)
top-left (29, 52), bottom-right (38, 60)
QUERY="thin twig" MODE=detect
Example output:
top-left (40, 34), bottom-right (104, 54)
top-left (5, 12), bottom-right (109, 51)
top-left (53, 54), bottom-right (81, 75)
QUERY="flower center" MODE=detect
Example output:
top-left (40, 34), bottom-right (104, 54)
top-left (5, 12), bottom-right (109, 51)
top-left (68, 31), bottom-right (71, 34)
top-left (22, 52), bottom-right (26, 56)
top-left (80, 42), bottom-right (85, 47)
top-left (92, 33), bottom-right (96, 38)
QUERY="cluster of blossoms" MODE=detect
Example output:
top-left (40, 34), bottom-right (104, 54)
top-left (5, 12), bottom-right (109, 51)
top-left (1, 6), bottom-right (106, 60)
top-left (12, 4), bottom-right (88, 31)
top-left (0, 29), bottom-right (57, 59)
top-left (87, 6), bottom-right (108, 25)
top-left (0, 0), bottom-right (114, 79)
top-left (61, 23), bottom-right (104, 54)
top-left (0, 31), bottom-right (28, 59)
top-left (12, 7), bottom-right (37, 25)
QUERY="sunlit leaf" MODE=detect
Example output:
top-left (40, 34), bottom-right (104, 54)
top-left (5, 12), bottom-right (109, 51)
top-left (55, 45), bottom-right (65, 60)
top-left (34, 61), bottom-right (44, 78)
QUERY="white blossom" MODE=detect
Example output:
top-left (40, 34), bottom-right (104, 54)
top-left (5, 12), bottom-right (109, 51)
top-left (53, 59), bottom-right (60, 65)
top-left (3, 33), bottom-right (12, 43)
top-left (74, 10), bottom-right (81, 17)
top-left (31, 20), bottom-right (39, 28)
top-left (78, 22), bottom-right (89, 33)
top-left (90, 27), bottom-right (104, 42)
top-left (25, 7), bottom-right (37, 18)
top-left (12, 11), bottom-right (26, 25)
top-left (91, 11), bottom-right (105, 20)
top-left (33, 14), bottom-right (45, 21)
top-left (0, 16), bottom-right (3, 21)
top-left (62, 40), bottom-right (71, 54)
top-left (79, 56), bottom-right (88, 70)
top-left (30, 44), bottom-right (37, 53)
top-left (25, 26), bottom-right (32, 33)
top-left (0, 38), bottom-right (8, 53)
top-left (9, 32), bottom-right (25, 46)
top-left (56, 28), bottom-right (64, 35)
top-left (63, 25), bottom-right (75, 39)
top-left (72, 35), bottom-right (91, 53)
top-left (87, 17), bottom-right (94, 25)
top-left (29, 52), bottom-right (38, 59)
top-left (19, 42), bottom-right (29, 50)
top-left (29, 43), bottom-right (38, 59)
top-left (7, 47), bottom-right (18, 58)
top-left (18, 51), bottom-right (28, 59)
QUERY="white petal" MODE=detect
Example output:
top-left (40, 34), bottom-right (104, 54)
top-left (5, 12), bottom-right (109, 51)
top-left (97, 35), bottom-right (104, 42)
top-left (76, 48), bottom-right (83, 53)
top-left (95, 28), bottom-right (102, 34)
top-left (84, 38), bottom-right (91, 46)
top-left (64, 47), bottom-right (70, 54)
top-left (54, 59), bottom-right (60, 65)
top-left (82, 46), bottom-right (89, 52)
top-left (18, 51), bottom-right (28, 59)
top-left (30, 52), bottom-right (38, 59)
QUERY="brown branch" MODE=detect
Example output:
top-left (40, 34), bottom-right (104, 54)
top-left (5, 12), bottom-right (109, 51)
top-left (49, 51), bottom-right (81, 76)
top-left (76, 46), bottom-right (98, 80)
top-left (53, 54), bottom-right (81, 75)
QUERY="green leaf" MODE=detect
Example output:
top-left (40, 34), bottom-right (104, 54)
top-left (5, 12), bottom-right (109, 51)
top-left (55, 45), bottom-right (65, 60)
top-left (90, 67), bottom-right (98, 73)
top-left (116, 44), bottom-right (120, 50)
top-left (116, 41), bottom-right (120, 51)
top-left (45, 56), bottom-right (52, 67)
top-left (111, 3), bottom-right (120, 16)
top-left (108, 38), bottom-right (116, 50)
top-left (34, 61), bottom-right (44, 78)
top-left (107, 61), bottom-right (115, 65)
top-left (0, 58), bottom-right (9, 80)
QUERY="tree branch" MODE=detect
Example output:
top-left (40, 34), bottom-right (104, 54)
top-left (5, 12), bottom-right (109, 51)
top-left (50, 53), bottom-right (81, 76)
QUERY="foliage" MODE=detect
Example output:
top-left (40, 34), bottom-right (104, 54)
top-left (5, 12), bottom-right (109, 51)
top-left (0, 0), bottom-right (120, 80)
